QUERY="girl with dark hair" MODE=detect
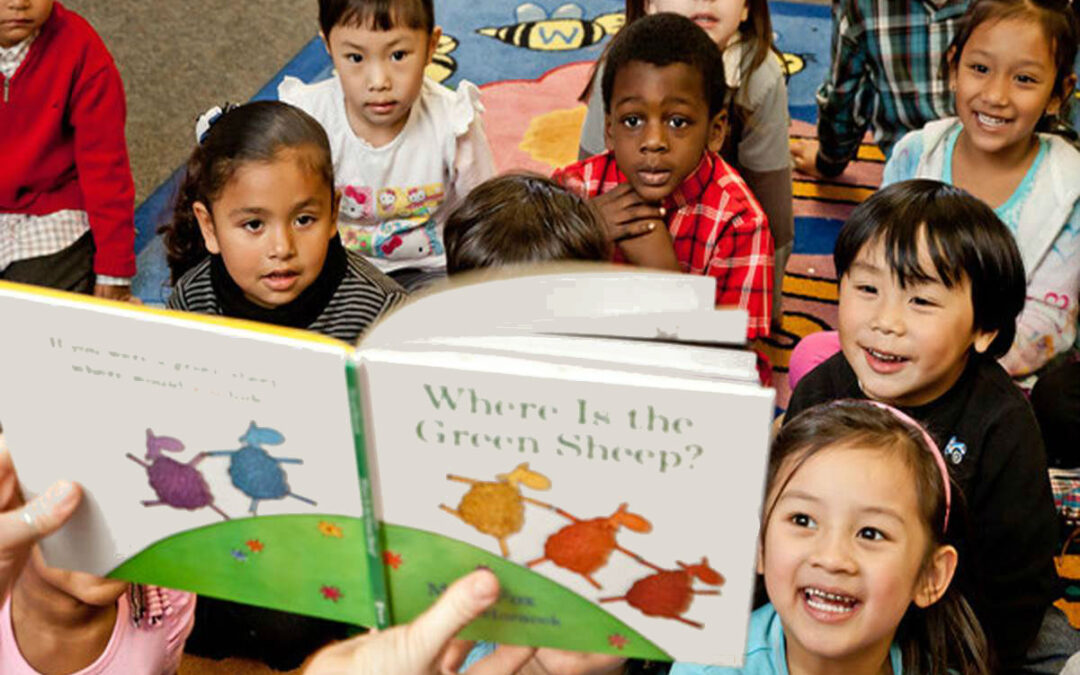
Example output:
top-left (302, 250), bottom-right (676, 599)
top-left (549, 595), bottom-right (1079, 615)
top-left (884, 0), bottom-right (1080, 381)
top-left (578, 0), bottom-right (792, 326)
top-left (161, 100), bottom-right (405, 345)
top-left (672, 400), bottom-right (989, 675)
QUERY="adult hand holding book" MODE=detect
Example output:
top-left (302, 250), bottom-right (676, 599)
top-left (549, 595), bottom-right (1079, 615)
top-left (305, 569), bottom-right (534, 675)
top-left (0, 439), bottom-right (82, 598)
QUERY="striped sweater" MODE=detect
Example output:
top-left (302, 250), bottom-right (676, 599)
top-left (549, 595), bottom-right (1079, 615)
top-left (167, 250), bottom-right (407, 344)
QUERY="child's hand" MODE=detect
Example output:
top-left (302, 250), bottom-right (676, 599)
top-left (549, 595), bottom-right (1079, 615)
top-left (591, 183), bottom-right (664, 243)
top-left (790, 139), bottom-right (825, 179)
top-left (521, 649), bottom-right (627, 675)
top-left (0, 443), bottom-right (82, 598)
top-left (304, 569), bottom-right (534, 675)
top-left (93, 284), bottom-right (135, 303)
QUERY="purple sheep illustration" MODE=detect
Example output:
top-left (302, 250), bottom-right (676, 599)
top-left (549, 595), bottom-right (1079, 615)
top-left (207, 421), bottom-right (316, 515)
top-left (127, 429), bottom-right (229, 520)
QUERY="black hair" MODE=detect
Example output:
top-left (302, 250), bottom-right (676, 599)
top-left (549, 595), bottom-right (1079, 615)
top-left (444, 173), bottom-right (612, 274)
top-left (318, 0), bottom-right (434, 36)
top-left (833, 179), bottom-right (1026, 359)
top-left (947, 0), bottom-right (1078, 131)
top-left (767, 401), bottom-right (990, 675)
top-left (160, 101), bottom-right (334, 284)
top-left (601, 13), bottom-right (727, 118)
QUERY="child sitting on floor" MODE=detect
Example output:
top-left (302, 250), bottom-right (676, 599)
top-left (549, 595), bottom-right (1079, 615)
top-left (553, 13), bottom-right (774, 340)
top-left (785, 179), bottom-right (1063, 672)
top-left (279, 0), bottom-right (497, 292)
top-left (0, 0), bottom-right (136, 300)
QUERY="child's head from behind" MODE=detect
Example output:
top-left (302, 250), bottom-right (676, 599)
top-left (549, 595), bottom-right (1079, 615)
top-left (318, 0), bottom-right (440, 145)
top-left (762, 401), bottom-right (986, 675)
top-left (947, 0), bottom-right (1078, 153)
top-left (833, 180), bottom-right (1025, 407)
top-left (164, 101), bottom-right (338, 309)
top-left (444, 173), bottom-right (611, 274)
top-left (0, 0), bottom-right (52, 48)
top-left (602, 13), bottom-right (726, 203)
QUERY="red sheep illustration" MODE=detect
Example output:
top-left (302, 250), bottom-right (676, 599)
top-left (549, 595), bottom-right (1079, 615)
top-left (526, 502), bottom-right (653, 589)
top-left (600, 557), bottom-right (724, 628)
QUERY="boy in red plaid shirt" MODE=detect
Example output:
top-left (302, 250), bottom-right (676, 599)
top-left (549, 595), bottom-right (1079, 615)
top-left (553, 13), bottom-right (774, 339)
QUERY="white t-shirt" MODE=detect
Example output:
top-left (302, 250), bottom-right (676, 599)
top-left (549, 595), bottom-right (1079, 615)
top-left (280, 75), bottom-right (496, 272)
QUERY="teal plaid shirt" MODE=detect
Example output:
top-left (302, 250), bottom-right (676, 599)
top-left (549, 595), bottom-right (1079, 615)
top-left (815, 0), bottom-right (969, 174)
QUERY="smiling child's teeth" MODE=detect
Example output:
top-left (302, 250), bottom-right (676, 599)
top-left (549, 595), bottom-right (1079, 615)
top-left (977, 112), bottom-right (1007, 127)
top-left (805, 588), bottom-right (857, 613)
top-left (868, 348), bottom-right (903, 362)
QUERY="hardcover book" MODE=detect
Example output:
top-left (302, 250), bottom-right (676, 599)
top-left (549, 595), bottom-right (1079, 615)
top-left (0, 267), bottom-right (774, 666)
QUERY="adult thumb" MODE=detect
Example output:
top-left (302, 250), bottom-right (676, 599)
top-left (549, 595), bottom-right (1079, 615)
top-left (0, 479), bottom-right (82, 550)
top-left (405, 568), bottom-right (500, 661)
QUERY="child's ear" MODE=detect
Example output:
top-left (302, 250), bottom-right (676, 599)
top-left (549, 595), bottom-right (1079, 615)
top-left (192, 201), bottom-right (221, 255)
top-left (914, 544), bottom-right (958, 609)
top-left (971, 328), bottom-right (999, 355)
top-left (426, 27), bottom-right (443, 65)
top-left (708, 110), bottom-right (728, 155)
top-left (946, 46), bottom-right (958, 93)
top-left (1047, 73), bottom-right (1078, 117)
top-left (755, 538), bottom-right (764, 575)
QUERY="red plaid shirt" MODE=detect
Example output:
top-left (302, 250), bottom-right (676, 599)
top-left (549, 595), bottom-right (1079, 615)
top-left (553, 151), bottom-right (773, 338)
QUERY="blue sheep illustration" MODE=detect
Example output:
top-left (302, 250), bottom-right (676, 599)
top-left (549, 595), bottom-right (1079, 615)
top-left (207, 421), bottom-right (316, 515)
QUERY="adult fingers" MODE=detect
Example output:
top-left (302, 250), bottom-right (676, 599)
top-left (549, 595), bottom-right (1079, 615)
top-left (405, 569), bottom-right (502, 665)
top-left (0, 479), bottom-right (82, 551)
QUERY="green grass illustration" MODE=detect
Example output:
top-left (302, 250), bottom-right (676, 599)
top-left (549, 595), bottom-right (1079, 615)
top-left (110, 516), bottom-right (669, 659)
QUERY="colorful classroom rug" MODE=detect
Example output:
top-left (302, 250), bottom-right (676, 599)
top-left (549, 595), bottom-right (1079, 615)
top-left (131, 0), bottom-right (877, 409)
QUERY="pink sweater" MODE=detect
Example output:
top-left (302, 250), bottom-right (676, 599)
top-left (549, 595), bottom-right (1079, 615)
top-left (0, 587), bottom-right (194, 674)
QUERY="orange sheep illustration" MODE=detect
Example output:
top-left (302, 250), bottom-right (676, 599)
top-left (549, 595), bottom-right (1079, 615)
top-left (440, 462), bottom-right (551, 557)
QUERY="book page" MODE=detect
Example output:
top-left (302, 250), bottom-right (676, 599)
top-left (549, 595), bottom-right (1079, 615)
top-left (0, 284), bottom-right (370, 622)
top-left (359, 348), bottom-right (774, 665)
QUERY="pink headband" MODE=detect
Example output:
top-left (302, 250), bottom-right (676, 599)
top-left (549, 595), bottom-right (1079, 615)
top-left (865, 400), bottom-right (952, 530)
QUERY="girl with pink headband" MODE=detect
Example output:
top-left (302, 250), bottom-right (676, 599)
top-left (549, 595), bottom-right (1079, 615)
top-left (668, 399), bottom-right (986, 675)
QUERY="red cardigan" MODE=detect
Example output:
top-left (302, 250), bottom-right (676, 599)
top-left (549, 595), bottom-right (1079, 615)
top-left (0, 2), bottom-right (135, 277)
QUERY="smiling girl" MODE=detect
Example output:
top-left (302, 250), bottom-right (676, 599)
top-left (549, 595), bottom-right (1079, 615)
top-left (883, 0), bottom-right (1080, 381)
top-left (673, 400), bottom-right (988, 675)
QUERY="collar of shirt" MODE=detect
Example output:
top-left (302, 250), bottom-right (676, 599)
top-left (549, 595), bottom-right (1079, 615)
top-left (664, 153), bottom-right (715, 213)
top-left (0, 31), bottom-right (37, 80)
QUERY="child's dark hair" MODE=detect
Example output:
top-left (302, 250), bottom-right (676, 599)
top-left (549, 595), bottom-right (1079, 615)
top-left (318, 0), bottom-right (434, 36)
top-left (161, 101), bottom-right (334, 284)
top-left (444, 173), bottom-right (612, 274)
top-left (766, 401), bottom-right (990, 675)
top-left (833, 179), bottom-right (1025, 359)
top-left (601, 13), bottom-right (727, 118)
top-left (947, 0), bottom-right (1079, 130)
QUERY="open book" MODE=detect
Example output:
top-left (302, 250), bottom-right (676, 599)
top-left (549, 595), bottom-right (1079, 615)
top-left (0, 267), bottom-right (774, 666)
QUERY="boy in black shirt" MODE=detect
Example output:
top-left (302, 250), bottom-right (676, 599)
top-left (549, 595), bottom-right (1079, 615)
top-left (786, 180), bottom-right (1060, 674)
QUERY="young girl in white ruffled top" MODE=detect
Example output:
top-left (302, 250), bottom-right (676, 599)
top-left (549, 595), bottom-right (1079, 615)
top-left (280, 0), bottom-right (496, 290)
